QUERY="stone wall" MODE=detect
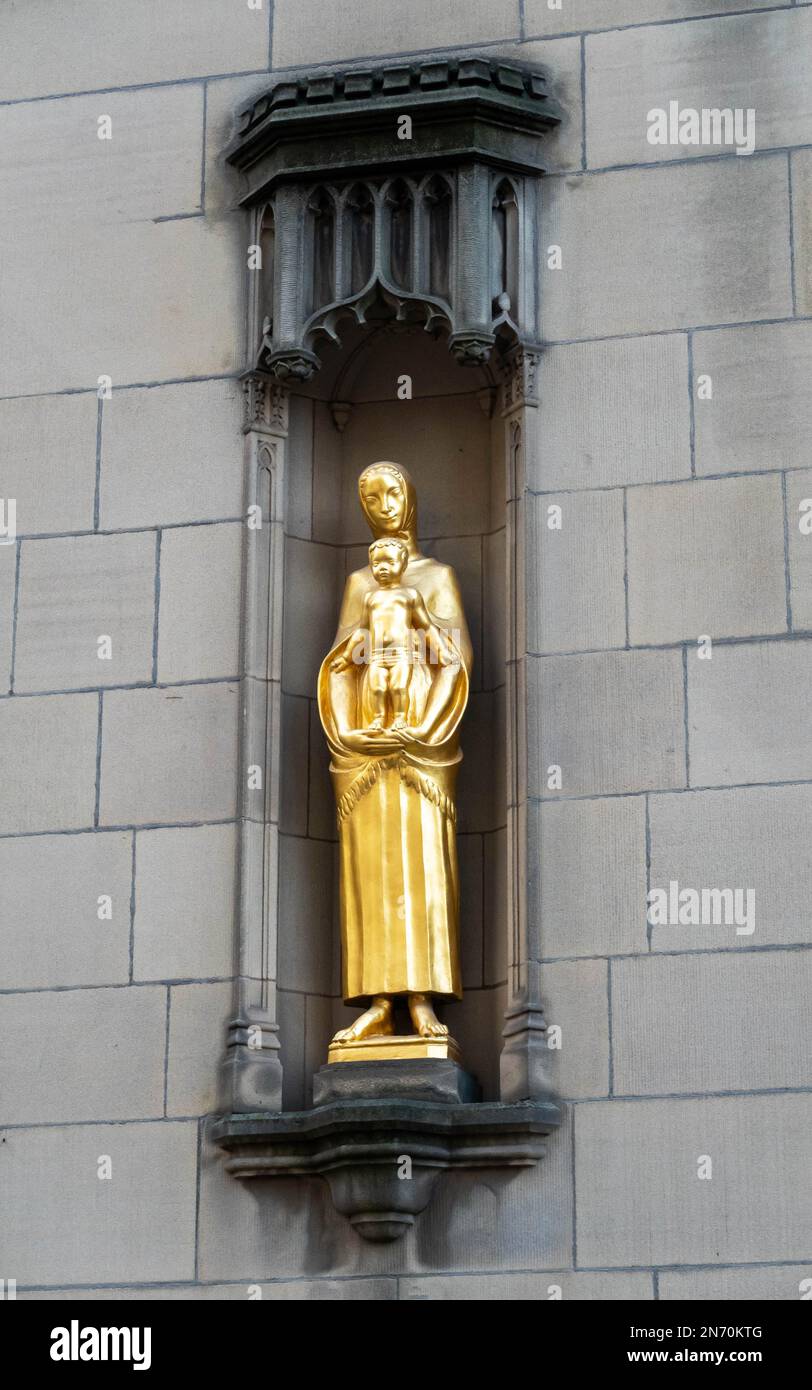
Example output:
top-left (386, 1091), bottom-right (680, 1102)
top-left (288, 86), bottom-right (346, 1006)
top-left (1, 0), bottom-right (810, 1300)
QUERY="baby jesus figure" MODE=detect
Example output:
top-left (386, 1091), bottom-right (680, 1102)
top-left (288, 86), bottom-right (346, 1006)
top-left (331, 537), bottom-right (455, 732)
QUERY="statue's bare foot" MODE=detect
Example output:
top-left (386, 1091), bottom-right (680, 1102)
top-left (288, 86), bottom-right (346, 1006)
top-left (332, 996), bottom-right (394, 1044)
top-left (409, 993), bottom-right (449, 1038)
top-left (391, 715), bottom-right (407, 731)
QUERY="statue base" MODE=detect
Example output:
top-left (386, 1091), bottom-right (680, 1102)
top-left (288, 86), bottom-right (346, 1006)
top-left (213, 1053), bottom-right (561, 1242)
top-left (327, 1032), bottom-right (461, 1065)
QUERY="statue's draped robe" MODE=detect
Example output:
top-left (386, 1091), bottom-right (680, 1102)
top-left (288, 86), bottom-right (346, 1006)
top-left (318, 555), bottom-right (469, 1003)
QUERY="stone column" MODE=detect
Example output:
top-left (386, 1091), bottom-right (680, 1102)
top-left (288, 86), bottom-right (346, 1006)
top-left (219, 372), bottom-right (288, 1113)
top-left (498, 344), bottom-right (555, 1103)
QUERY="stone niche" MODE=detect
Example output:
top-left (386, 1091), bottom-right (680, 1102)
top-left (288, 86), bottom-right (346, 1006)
top-left (213, 56), bottom-right (564, 1241)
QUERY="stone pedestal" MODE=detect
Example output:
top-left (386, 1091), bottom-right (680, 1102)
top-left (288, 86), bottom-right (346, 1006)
top-left (212, 1060), bottom-right (561, 1242)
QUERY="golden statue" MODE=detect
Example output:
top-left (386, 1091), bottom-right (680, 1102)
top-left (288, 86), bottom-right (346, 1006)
top-left (317, 462), bottom-right (471, 1061)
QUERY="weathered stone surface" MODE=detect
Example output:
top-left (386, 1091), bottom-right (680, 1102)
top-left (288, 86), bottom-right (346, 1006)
top-left (0, 986), bottom-right (166, 1124)
top-left (157, 523), bottom-right (242, 683)
top-left (792, 149), bottom-right (812, 316)
top-left (99, 684), bottom-right (239, 826)
top-left (650, 785), bottom-right (812, 951)
top-left (586, 8), bottom-right (812, 168)
top-left (0, 0), bottom-right (269, 100)
top-left (272, 0), bottom-right (520, 67)
top-left (694, 321), bottom-right (812, 477)
top-left (0, 543), bottom-right (15, 693)
top-left (15, 532), bottom-right (156, 691)
top-left (539, 795), bottom-right (647, 958)
top-left (0, 392), bottom-right (98, 535)
top-left (530, 649), bottom-right (686, 797)
top-left (167, 981), bottom-right (233, 1117)
top-left (20, 1279), bottom-right (399, 1300)
top-left (133, 823), bottom-right (236, 981)
top-left (660, 1265), bottom-right (812, 1302)
top-left (0, 218), bottom-right (243, 397)
top-left (612, 952), bottom-right (812, 1096)
top-left (277, 835), bottom-right (337, 995)
top-left (2, 1121), bottom-right (197, 1286)
top-left (688, 639), bottom-right (812, 787)
top-left (542, 157), bottom-right (791, 340)
top-left (576, 1094), bottom-right (812, 1266)
top-left (627, 476), bottom-right (787, 645)
top-left (100, 378), bottom-right (244, 530)
top-left (286, 395), bottom-right (314, 541)
top-left (785, 468), bottom-right (812, 632)
top-left (533, 334), bottom-right (690, 492)
top-left (400, 1271), bottom-right (654, 1300)
top-left (0, 86), bottom-right (203, 226)
top-left (312, 1058), bottom-right (480, 1106)
top-left (541, 958), bottom-right (610, 1100)
top-left (524, 0), bottom-right (784, 39)
top-left (0, 830), bottom-right (132, 990)
top-left (529, 489), bottom-right (626, 653)
top-left (0, 692), bottom-right (98, 833)
top-left (281, 538), bottom-right (341, 699)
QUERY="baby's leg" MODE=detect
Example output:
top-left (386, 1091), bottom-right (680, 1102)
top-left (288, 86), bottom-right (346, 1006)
top-left (389, 658), bottom-right (411, 729)
top-left (367, 659), bottom-right (388, 729)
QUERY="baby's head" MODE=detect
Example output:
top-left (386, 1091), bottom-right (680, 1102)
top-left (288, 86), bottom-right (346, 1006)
top-left (369, 537), bottom-right (408, 586)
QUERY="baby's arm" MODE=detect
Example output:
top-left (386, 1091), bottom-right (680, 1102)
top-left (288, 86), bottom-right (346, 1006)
top-left (331, 602), bottom-right (369, 671)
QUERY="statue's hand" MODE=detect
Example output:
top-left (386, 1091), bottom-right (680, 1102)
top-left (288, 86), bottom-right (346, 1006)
top-left (390, 723), bottom-right (429, 748)
top-left (331, 655), bottom-right (348, 672)
top-left (343, 728), bottom-right (402, 754)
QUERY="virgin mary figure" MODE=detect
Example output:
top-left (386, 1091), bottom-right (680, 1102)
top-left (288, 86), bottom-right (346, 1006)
top-left (317, 462), bottom-right (471, 1050)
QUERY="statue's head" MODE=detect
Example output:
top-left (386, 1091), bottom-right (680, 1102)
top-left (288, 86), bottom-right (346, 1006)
top-left (358, 462), bottom-right (416, 540)
top-left (369, 537), bottom-right (408, 586)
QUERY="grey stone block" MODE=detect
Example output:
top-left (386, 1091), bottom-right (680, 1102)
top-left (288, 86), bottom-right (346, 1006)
top-left (312, 399), bottom-right (344, 545)
top-left (506, 37), bottom-right (583, 176)
top-left (21, 1279), bottom-right (399, 1300)
top-left (0, 985), bottom-right (166, 1124)
top-left (272, 0), bottom-right (520, 67)
top-left (694, 320), bottom-right (812, 477)
top-left (0, 830), bottom-right (132, 990)
top-left (660, 1265), bottom-right (812, 1302)
top-left (688, 638), bottom-right (812, 786)
top-left (0, 543), bottom-right (15, 693)
top-left (15, 532), bottom-right (156, 691)
top-left (612, 951), bottom-right (812, 1096)
top-left (792, 149), bottom-right (812, 316)
top-left (576, 1094), bottom-right (812, 1266)
top-left (529, 488), bottom-right (626, 653)
top-left (0, 392), bottom-right (97, 535)
top-left (458, 831), bottom-right (484, 989)
top-left (785, 468), bottom-right (812, 631)
top-left (586, 8), bottom-right (812, 168)
top-left (286, 395), bottom-right (314, 541)
top-left (541, 157), bottom-right (791, 341)
top-left (524, 0), bottom-right (782, 38)
top-left (277, 835), bottom-right (337, 994)
top-left (281, 537), bottom-right (341, 699)
top-left (99, 684), bottom-right (239, 826)
top-left (279, 694), bottom-right (309, 837)
top-left (308, 698), bottom-right (337, 842)
top-left (0, 0), bottom-right (269, 100)
top-left (483, 827), bottom-right (507, 986)
top-left (0, 692), bottom-right (98, 833)
top-left (538, 795), bottom-right (647, 958)
top-left (650, 784), bottom-right (812, 951)
top-left (204, 73), bottom-right (277, 216)
top-left (533, 334), bottom-right (691, 492)
top-left (2, 1121), bottom-right (197, 1285)
top-left (0, 217), bottom-right (242, 397)
top-left (483, 527), bottom-right (505, 691)
top-left (157, 523), bottom-right (242, 683)
top-left (627, 476), bottom-right (787, 645)
top-left (100, 378), bottom-right (244, 530)
top-left (400, 1270), bottom-right (654, 1300)
top-left (133, 822), bottom-right (236, 981)
top-left (0, 86), bottom-right (203, 227)
top-left (167, 981), bottom-right (233, 1117)
top-left (541, 958), bottom-right (610, 1100)
top-left (312, 1058), bottom-right (480, 1105)
top-left (530, 648), bottom-right (686, 797)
